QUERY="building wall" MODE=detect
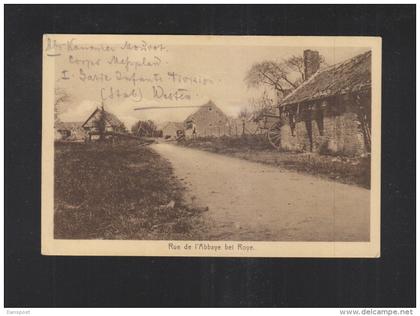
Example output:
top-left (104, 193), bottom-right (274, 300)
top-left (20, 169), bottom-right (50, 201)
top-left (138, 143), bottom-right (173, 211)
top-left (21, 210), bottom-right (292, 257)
top-left (280, 96), bottom-right (368, 156)
top-left (186, 104), bottom-right (230, 137)
top-left (54, 129), bottom-right (62, 141)
top-left (162, 123), bottom-right (182, 138)
top-left (54, 126), bottom-right (86, 142)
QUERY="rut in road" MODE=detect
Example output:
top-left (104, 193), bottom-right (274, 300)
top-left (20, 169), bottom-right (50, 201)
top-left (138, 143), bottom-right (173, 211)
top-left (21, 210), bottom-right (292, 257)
top-left (151, 143), bottom-right (370, 241)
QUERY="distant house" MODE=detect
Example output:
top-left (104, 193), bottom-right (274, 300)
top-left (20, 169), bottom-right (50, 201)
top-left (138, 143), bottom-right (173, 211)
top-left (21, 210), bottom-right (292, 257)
top-left (54, 119), bottom-right (69, 141)
top-left (162, 122), bottom-right (184, 139)
top-left (184, 100), bottom-right (230, 138)
top-left (82, 107), bottom-right (126, 141)
top-left (278, 50), bottom-right (372, 156)
top-left (55, 121), bottom-right (85, 141)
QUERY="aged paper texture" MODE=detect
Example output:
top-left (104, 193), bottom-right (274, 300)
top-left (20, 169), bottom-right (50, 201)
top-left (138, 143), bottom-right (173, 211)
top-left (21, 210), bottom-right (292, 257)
top-left (42, 35), bottom-right (381, 257)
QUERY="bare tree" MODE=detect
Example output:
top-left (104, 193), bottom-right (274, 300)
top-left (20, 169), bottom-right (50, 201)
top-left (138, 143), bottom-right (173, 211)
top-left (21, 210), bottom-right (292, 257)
top-left (131, 120), bottom-right (159, 137)
top-left (245, 61), bottom-right (298, 94)
top-left (238, 107), bottom-right (250, 120)
top-left (284, 54), bottom-right (327, 83)
top-left (54, 87), bottom-right (71, 126)
top-left (284, 55), bottom-right (306, 83)
top-left (245, 53), bottom-right (327, 96)
top-left (249, 91), bottom-right (277, 123)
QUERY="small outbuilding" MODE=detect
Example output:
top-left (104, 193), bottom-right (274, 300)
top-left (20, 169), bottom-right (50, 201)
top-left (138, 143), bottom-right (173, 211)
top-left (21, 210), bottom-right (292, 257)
top-left (55, 121), bottom-right (85, 141)
top-left (162, 122), bottom-right (184, 139)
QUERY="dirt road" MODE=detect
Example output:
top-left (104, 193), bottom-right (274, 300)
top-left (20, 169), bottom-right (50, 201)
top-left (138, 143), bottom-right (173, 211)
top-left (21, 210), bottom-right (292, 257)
top-left (151, 143), bottom-right (370, 241)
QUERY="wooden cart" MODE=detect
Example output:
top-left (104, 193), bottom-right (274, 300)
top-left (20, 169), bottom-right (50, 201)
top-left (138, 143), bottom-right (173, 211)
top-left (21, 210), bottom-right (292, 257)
top-left (258, 107), bottom-right (284, 150)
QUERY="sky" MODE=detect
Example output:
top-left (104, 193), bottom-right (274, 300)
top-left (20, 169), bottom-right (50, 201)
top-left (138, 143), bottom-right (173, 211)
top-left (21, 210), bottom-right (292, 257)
top-left (54, 38), bottom-right (369, 128)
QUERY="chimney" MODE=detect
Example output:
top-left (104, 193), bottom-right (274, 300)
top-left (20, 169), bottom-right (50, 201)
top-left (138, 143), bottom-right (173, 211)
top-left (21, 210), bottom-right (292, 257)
top-left (303, 49), bottom-right (320, 81)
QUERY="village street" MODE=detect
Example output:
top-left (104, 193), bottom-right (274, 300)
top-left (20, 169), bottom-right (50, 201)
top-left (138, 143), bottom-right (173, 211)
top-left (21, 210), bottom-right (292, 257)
top-left (151, 143), bottom-right (370, 241)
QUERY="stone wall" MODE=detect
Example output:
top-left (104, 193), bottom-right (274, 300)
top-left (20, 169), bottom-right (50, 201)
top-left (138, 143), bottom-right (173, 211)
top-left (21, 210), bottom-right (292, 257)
top-left (280, 97), bottom-right (368, 157)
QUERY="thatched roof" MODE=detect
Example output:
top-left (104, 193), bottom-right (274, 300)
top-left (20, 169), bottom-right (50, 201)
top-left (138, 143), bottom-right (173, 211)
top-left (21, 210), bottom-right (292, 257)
top-left (82, 107), bottom-right (123, 128)
top-left (281, 50), bottom-right (371, 107)
top-left (103, 111), bottom-right (123, 127)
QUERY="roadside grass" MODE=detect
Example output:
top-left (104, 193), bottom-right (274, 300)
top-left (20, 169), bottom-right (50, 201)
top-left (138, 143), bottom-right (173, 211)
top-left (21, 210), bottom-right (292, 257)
top-left (54, 141), bottom-right (207, 240)
top-left (180, 135), bottom-right (370, 189)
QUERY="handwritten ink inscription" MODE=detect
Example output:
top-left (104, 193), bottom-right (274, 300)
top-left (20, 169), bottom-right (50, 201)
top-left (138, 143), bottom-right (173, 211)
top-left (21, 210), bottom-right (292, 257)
top-left (45, 36), bottom-right (215, 103)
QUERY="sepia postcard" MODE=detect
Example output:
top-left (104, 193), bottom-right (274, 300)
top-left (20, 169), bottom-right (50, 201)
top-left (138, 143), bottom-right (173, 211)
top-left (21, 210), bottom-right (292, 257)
top-left (42, 35), bottom-right (381, 257)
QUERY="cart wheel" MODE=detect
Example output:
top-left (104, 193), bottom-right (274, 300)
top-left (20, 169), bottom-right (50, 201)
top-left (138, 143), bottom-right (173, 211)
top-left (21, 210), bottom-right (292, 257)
top-left (267, 121), bottom-right (282, 150)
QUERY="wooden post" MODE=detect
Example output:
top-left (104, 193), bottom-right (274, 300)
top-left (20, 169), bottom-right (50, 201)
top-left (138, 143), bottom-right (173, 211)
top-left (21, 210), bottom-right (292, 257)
top-left (304, 104), bottom-right (313, 152)
top-left (354, 93), bottom-right (371, 152)
top-left (315, 101), bottom-right (326, 136)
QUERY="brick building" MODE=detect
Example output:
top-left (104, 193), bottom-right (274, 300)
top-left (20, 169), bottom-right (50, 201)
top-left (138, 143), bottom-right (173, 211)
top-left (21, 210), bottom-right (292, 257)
top-left (277, 50), bottom-right (372, 156)
top-left (184, 100), bottom-right (230, 137)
